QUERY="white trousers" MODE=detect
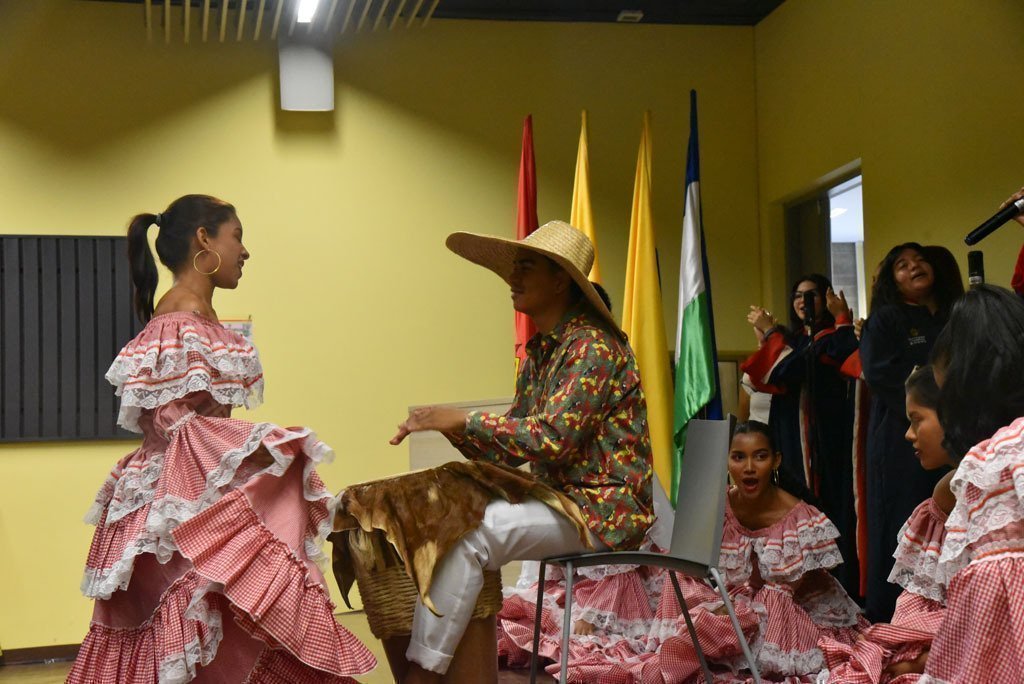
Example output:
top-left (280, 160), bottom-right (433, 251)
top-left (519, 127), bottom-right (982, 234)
top-left (406, 498), bottom-right (604, 674)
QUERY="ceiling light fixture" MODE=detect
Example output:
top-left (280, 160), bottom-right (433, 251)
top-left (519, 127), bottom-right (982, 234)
top-left (830, 207), bottom-right (848, 219)
top-left (297, 0), bottom-right (320, 24)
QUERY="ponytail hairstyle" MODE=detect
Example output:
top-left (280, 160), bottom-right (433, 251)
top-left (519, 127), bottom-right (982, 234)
top-left (126, 194), bottom-right (237, 323)
top-left (905, 364), bottom-right (940, 411)
top-left (733, 420), bottom-right (820, 505)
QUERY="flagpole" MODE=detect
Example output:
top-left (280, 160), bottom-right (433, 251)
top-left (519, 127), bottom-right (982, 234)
top-left (514, 115), bottom-right (539, 378)
top-left (690, 91), bottom-right (723, 420)
top-left (672, 90), bottom-right (722, 503)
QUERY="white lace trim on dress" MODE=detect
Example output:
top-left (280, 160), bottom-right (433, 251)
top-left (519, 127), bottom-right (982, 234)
top-left (888, 504), bottom-right (949, 603)
top-left (940, 429), bottom-right (1024, 575)
top-left (107, 324), bottom-right (264, 432)
top-left (156, 581), bottom-right (225, 684)
top-left (756, 641), bottom-right (825, 677)
top-left (81, 423), bottom-right (335, 600)
top-left (799, 581), bottom-right (864, 628)
top-left (721, 514), bottom-right (842, 586)
top-left (569, 608), bottom-right (657, 641)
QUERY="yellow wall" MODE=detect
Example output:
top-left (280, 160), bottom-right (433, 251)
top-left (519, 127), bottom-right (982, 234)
top-left (754, 0), bottom-right (1024, 312)
top-left (0, 2), bottom-right (759, 648)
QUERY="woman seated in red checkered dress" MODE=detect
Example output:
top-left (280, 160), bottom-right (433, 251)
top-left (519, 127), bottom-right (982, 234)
top-left (67, 195), bottom-right (376, 683)
top-left (692, 421), bottom-right (868, 680)
top-left (497, 421), bottom-right (867, 683)
top-left (819, 365), bottom-right (955, 682)
top-left (914, 285), bottom-right (1024, 683)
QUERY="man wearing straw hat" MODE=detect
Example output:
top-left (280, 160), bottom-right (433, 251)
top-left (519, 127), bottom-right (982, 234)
top-left (391, 220), bottom-right (654, 681)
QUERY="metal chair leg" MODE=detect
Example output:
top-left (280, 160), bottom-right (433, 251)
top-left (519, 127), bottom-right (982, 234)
top-left (529, 561), bottom-right (547, 684)
top-left (670, 570), bottom-right (715, 684)
top-left (559, 561), bottom-right (575, 684)
top-left (708, 567), bottom-right (761, 684)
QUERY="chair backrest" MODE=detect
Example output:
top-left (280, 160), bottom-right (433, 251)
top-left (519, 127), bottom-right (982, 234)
top-left (669, 416), bottom-right (736, 568)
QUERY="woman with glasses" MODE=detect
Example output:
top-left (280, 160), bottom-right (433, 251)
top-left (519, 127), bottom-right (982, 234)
top-left (741, 273), bottom-right (863, 599)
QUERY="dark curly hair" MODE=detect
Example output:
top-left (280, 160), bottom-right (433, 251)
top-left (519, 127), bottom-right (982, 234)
top-left (922, 245), bottom-right (965, 301)
top-left (870, 242), bottom-right (962, 316)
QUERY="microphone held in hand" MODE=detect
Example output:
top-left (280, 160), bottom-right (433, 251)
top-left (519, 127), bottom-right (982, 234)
top-left (964, 198), bottom-right (1024, 246)
top-left (802, 290), bottom-right (816, 330)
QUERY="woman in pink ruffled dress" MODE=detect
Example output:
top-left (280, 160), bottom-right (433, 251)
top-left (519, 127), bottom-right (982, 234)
top-left (701, 421), bottom-right (867, 680)
top-left (820, 365), bottom-right (954, 683)
top-left (918, 284), bottom-right (1024, 683)
top-left (67, 195), bottom-right (376, 683)
top-left (497, 422), bottom-right (865, 683)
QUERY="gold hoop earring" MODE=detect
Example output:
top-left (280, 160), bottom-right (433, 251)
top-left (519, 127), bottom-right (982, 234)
top-left (193, 249), bottom-right (221, 276)
top-left (771, 468), bottom-right (780, 486)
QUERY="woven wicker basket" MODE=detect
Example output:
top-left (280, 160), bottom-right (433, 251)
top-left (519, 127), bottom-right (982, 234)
top-left (345, 529), bottom-right (503, 640)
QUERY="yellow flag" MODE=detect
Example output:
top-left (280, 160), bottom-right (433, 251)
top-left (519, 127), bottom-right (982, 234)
top-left (570, 110), bottom-right (601, 283)
top-left (622, 111), bottom-right (674, 492)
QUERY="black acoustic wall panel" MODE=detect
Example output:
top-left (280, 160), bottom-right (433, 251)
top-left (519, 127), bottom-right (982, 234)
top-left (1, 236), bottom-right (142, 442)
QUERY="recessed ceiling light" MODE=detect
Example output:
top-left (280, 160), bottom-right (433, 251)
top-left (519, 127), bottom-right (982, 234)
top-left (297, 0), bottom-right (320, 23)
top-left (616, 10), bottom-right (644, 23)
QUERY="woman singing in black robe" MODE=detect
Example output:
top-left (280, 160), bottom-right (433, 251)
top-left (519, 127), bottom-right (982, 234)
top-left (859, 242), bottom-right (962, 622)
top-left (742, 273), bottom-right (862, 598)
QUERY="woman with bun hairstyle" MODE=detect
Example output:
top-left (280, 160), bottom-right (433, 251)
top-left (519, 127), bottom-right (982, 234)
top-left (67, 195), bottom-right (375, 683)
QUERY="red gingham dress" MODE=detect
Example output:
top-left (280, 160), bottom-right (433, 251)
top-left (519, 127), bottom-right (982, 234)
top-left (819, 498), bottom-right (949, 683)
top-left (919, 418), bottom-right (1024, 684)
top-left (496, 498), bottom-right (864, 683)
top-left (67, 312), bottom-right (376, 683)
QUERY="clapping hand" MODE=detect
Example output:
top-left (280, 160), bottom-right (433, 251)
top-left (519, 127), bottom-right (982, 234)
top-left (747, 305), bottom-right (776, 333)
top-left (826, 288), bottom-right (851, 321)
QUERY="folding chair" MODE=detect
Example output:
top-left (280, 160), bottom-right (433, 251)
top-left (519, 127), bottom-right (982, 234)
top-left (528, 416), bottom-right (761, 684)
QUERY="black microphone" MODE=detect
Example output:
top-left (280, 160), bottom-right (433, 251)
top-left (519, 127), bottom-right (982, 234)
top-left (802, 290), bottom-right (816, 330)
top-left (964, 198), bottom-right (1024, 245)
top-left (968, 250), bottom-right (985, 289)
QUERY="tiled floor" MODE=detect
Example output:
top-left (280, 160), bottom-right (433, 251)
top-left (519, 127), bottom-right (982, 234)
top-left (0, 611), bottom-right (555, 683)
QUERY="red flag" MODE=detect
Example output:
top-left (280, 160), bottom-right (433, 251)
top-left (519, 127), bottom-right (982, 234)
top-left (514, 115), bottom-right (538, 373)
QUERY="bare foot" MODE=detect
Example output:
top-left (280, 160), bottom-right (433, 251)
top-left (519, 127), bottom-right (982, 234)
top-left (573, 619), bottom-right (597, 636)
top-left (885, 650), bottom-right (928, 677)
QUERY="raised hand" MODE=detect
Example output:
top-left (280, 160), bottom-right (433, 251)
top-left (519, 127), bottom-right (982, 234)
top-left (826, 288), bottom-right (851, 321)
top-left (747, 305), bottom-right (776, 333)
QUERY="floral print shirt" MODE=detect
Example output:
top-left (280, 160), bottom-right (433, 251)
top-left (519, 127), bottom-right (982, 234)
top-left (453, 308), bottom-right (654, 550)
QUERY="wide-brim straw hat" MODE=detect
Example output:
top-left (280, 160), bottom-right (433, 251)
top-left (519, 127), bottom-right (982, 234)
top-left (446, 220), bottom-right (622, 336)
